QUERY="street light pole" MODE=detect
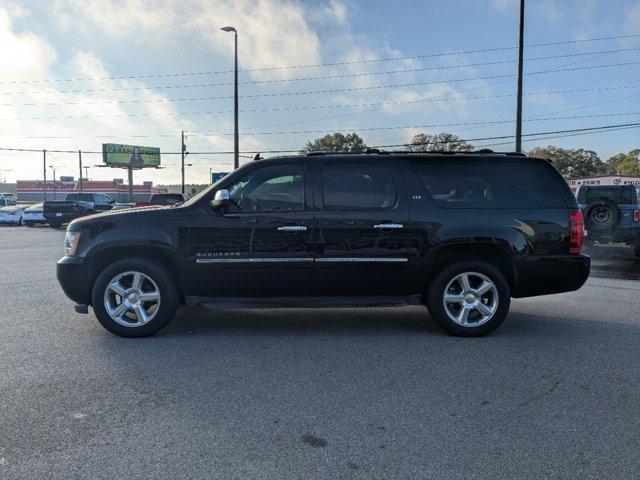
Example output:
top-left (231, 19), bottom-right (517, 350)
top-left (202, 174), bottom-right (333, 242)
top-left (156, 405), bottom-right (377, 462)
top-left (43, 149), bottom-right (47, 201)
top-left (78, 150), bottom-right (83, 192)
top-left (49, 166), bottom-right (57, 199)
top-left (515, 0), bottom-right (525, 153)
top-left (221, 26), bottom-right (239, 169)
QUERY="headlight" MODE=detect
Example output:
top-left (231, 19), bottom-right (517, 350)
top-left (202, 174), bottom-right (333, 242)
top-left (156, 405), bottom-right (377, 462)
top-left (64, 231), bottom-right (82, 256)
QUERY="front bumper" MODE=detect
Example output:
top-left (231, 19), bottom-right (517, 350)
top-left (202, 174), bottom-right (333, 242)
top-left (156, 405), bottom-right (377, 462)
top-left (57, 256), bottom-right (92, 305)
top-left (512, 254), bottom-right (590, 298)
top-left (24, 213), bottom-right (46, 223)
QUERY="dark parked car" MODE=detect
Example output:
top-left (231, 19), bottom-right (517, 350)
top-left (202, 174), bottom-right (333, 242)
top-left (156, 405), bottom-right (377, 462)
top-left (576, 184), bottom-right (640, 255)
top-left (43, 192), bottom-right (115, 228)
top-left (57, 151), bottom-right (589, 337)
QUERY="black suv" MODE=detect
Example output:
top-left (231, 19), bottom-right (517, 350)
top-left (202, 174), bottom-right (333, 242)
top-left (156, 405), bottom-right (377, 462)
top-left (57, 152), bottom-right (590, 337)
top-left (577, 184), bottom-right (640, 255)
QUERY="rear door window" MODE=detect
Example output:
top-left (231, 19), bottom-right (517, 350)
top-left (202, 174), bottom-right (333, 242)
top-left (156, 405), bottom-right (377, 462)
top-left (411, 159), bottom-right (567, 209)
top-left (321, 162), bottom-right (397, 211)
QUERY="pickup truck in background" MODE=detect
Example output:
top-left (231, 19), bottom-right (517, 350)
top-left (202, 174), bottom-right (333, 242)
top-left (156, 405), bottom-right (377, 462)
top-left (43, 192), bottom-right (115, 228)
top-left (134, 193), bottom-right (187, 208)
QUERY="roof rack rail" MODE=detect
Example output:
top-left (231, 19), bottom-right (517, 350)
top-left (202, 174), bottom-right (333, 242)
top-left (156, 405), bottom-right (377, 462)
top-left (305, 150), bottom-right (387, 157)
top-left (303, 149), bottom-right (527, 157)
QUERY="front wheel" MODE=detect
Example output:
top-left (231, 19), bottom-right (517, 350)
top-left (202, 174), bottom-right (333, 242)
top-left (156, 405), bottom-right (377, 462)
top-left (91, 258), bottom-right (179, 337)
top-left (426, 260), bottom-right (511, 337)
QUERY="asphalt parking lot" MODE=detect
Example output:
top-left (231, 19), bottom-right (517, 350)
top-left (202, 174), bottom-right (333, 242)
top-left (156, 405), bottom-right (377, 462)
top-left (1, 227), bottom-right (640, 479)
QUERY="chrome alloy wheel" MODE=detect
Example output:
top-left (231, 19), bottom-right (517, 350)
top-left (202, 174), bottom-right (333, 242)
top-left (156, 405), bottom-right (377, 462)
top-left (442, 271), bottom-right (499, 327)
top-left (103, 271), bottom-right (161, 327)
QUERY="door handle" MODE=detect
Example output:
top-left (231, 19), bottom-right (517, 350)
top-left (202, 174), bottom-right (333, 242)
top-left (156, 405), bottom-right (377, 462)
top-left (373, 223), bottom-right (404, 229)
top-left (277, 225), bottom-right (307, 232)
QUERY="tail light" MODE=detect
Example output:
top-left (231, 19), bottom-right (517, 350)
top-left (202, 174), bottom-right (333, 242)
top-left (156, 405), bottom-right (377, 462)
top-left (569, 209), bottom-right (585, 254)
top-left (634, 209), bottom-right (640, 222)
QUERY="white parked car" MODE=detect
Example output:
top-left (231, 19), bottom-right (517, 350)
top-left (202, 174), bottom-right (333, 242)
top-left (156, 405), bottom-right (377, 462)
top-left (0, 205), bottom-right (26, 225)
top-left (23, 203), bottom-right (47, 226)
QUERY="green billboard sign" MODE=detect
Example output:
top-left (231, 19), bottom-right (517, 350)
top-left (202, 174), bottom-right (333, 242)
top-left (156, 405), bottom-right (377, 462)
top-left (102, 143), bottom-right (161, 168)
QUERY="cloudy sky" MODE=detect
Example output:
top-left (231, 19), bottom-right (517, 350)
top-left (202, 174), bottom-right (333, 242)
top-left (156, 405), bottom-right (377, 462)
top-left (0, 0), bottom-right (639, 185)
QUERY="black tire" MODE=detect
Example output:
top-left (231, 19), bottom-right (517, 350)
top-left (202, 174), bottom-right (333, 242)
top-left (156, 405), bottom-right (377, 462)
top-left (25, 221), bottom-right (34, 227)
top-left (91, 257), bottom-right (179, 337)
top-left (426, 260), bottom-right (511, 337)
top-left (49, 221), bottom-right (62, 229)
top-left (584, 200), bottom-right (620, 232)
top-left (634, 242), bottom-right (640, 257)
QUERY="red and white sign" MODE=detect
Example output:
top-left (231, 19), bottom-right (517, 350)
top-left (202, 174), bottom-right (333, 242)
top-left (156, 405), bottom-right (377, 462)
top-left (567, 175), bottom-right (640, 193)
top-left (17, 180), bottom-right (164, 196)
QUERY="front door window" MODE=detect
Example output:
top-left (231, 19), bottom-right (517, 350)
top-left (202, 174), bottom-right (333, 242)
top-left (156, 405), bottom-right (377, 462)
top-left (227, 164), bottom-right (305, 213)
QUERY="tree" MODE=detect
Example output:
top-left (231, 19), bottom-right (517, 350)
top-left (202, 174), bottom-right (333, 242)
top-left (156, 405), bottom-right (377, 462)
top-left (406, 132), bottom-right (474, 152)
top-left (301, 133), bottom-right (367, 154)
top-left (605, 149), bottom-right (640, 176)
top-left (527, 146), bottom-right (605, 177)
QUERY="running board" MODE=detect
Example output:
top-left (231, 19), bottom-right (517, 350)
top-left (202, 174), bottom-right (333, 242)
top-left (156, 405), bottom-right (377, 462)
top-left (186, 295), bottom-right (422, 309)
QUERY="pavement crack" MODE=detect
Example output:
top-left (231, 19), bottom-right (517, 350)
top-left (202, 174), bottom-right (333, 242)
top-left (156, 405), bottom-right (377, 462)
top-left (519, 380), bottom-right (562, 407)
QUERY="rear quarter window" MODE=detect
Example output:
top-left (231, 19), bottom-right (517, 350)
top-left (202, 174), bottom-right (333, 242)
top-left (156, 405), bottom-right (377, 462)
top-left (411, 159), bottom-right (567, 209)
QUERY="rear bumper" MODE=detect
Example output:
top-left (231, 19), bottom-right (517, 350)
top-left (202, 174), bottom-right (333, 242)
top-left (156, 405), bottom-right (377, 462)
top-left (57, 256), bottom-right (92, 305)
top-left (44, 213), bottom-right (80, 224)
top-left (587, 229), bottom-right (640, 245)
top-left (512, 254), bottom-right (590, 298)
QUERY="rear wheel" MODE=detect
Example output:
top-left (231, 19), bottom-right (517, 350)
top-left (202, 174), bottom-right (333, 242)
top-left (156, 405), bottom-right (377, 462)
top-left (426, 260), bottom-right (511, 337)
top-left (634, 242), bottom-right (640, 257)
top-left (91, 258), bottom-right (179, 337)
top-left (49, 221), bottom-right (62, 229)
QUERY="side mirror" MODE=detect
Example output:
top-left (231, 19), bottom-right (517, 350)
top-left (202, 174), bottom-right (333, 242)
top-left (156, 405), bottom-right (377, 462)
top-left (211, 189), bottom-right (231, 211)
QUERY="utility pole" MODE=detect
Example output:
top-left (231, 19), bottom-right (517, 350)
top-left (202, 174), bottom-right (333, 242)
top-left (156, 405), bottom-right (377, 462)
top-left (233, 30), bottom-right (239, 169)
top-left (181, 130), bottom-right (187, 194)
top-left (43, 149), bottom-right (47, 201)
top-left (221, 26), bottom-right (239, 169)
top-left (515, 0), bottom-right (525, 153)
top-left (83, 166), bottom-right (89, 180)
top-left (78, 150), bottom-right (83, 192)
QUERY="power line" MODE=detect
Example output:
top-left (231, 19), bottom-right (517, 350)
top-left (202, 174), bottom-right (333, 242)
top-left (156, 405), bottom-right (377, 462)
top-left (7, 45), bottom-right (640, 108)
top-left (3, 121), bottom-right (640, 156)
top-left (5, 51), bottom-right (640, 97)
top-left (8, 111), bottom-right (640, 140)
top-left (7, 83), bottom-right (640, 121)
top-left (236, 42), bottom-right (639, 131)
top-left (2, 33), bottom-right (640, 85)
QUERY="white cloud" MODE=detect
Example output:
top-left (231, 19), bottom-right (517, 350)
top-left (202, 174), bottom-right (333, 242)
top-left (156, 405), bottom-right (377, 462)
top-left (53, 0), bottom-right (323, 80)
top-left (0, 6), bottom-right (241, 184)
